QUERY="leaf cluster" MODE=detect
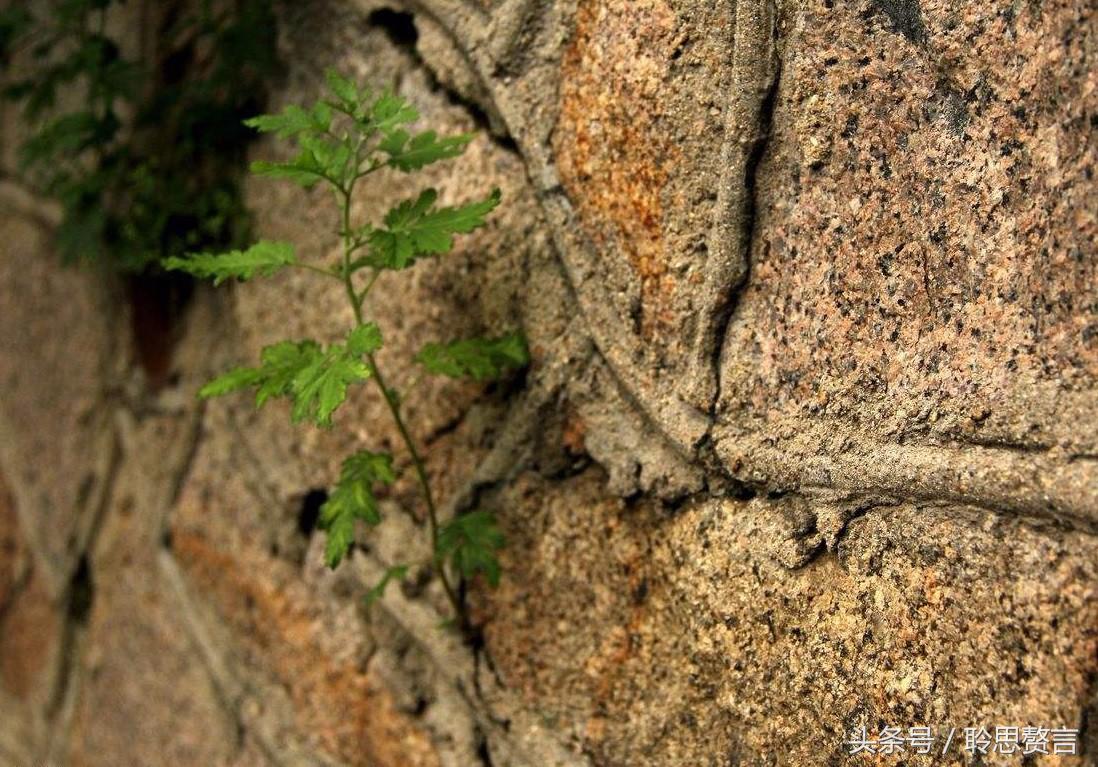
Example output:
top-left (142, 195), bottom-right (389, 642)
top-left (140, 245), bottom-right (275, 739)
top-left (321, 451), bottom-right (395, 567)
top-left (437, 511), bottom-right (506, 587)
top-left (198, 322), bottom-right (382, 428)
top-left (244, 69), bottom-right (474, 192)
top-left (416, 332), bottom-right (529, 381)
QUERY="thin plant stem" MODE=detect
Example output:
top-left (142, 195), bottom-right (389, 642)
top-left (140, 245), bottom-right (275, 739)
top-left (366, 353), bottom-right (463, 620)
top-left (289, 262), bottom-right (342, 280)
top-left (337, 186), bottom-right (463, 624)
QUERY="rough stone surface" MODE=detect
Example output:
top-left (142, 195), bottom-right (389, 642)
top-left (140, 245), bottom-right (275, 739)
top-left (0, 0), bottom-right (1095, 765)
top-left (714, 0), bottom-right (1098, 518)
top-left (0, 215), bottom-right (119, 597)
top-left (487, 468), bottom-right (1098, 765)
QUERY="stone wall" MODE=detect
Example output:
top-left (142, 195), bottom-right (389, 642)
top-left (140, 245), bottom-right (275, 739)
top-left (0, 0), bottom-right (1095, 765)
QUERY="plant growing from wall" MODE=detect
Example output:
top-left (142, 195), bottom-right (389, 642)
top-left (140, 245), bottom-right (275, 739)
top-left (165, 71), bottom-right (527, 627)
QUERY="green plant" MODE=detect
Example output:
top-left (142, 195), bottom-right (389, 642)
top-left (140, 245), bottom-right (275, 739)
top-left (165, 71), bottom-right (528, 626)
top-left (0, 0), bottom-right (280, 271)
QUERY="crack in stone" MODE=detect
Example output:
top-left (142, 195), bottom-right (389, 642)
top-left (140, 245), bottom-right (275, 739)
top-left (683, 0), bottom-right (782, 415)
top-left (341, 534), bottom-right (592, 767)
top-left (384, 0), bottom-right (516, 147)
top-left (159, 549), bottom-right (348, 767)
top-left (39, 426), bottom-right (122, 764)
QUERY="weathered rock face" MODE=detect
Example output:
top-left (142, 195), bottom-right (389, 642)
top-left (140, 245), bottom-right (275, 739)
top-left (715, 0), bottom-right (1098, 520)
top-left (0, 0), bottom-right (1094, 765)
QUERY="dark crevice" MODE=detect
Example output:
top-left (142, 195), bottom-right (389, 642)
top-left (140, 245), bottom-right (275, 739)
top-left (871, 0), bottom-right (927, 44)
top-left (66, 555), bottom-right (94, 625)
top-left (704, 47), bottom-right (783, 421)
top-left (367, 8), bottom-right (419, 48)
top-left (727, 481), bottom-right (758, 501)
top-left (424, 64), bottom-right (519, 153)
top-left (962, 436), bottom-right (1054, 455)
top-left (469, 628), bottom-right (510, 729)
top-left (539, 453), bottom-right (593, 481)
top-left (423, 411), bottom-right (466, 448)
top-left (126, 271), bottom-right (195, 391)
top-left (297, 489), bottom-right (327, 537)
top-left (475, 729), bottom-right (495, 767)
top-left (369, 6), bottom-right (518, 153)
top-left (729, 54), bottom-right (781, 324)
top-left (46, 554), bottom-right (96, 718)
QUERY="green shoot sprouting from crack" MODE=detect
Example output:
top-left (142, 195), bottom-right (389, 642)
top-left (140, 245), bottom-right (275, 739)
top-left (166, 70), bottom-right (528, 628)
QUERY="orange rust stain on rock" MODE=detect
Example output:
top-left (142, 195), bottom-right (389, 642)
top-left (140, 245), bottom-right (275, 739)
top-left (0, 469), bottom-right (22, 612)
top-left (172, 530), bottom-right (440, 767)
top-left (582, 555), bottom-right (653, 705)
top-left (555, 0), bottom-right (681, 336)
top-left (561, 406), bottom-right (588, 455)
top-left (0, 468), bottom-right (59, 701)
top-left (0, 572), bottom-right (57, 700)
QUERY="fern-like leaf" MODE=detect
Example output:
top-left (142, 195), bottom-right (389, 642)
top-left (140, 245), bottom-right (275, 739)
top-left (436, 510), bottom-right (505, 587)
top-left (194, 322), bottom-right (381, 425)
top-left (197, 366), bottom-right (264, 399)
top-left (289, 348), bottom-right (370, 427)
top-left (416, 331), bottom-right (528, 381)
top-left (370, 92), bottom-right (419, 133)
top-left (163, 241), bottom-right (296, 285)
top-left (366, 188), bottom-right (500, 270)
top-left (379, 129), bottom-right (473, 171)
top-left (320, 450), bottom-right (396, 568)
top-left (244, 102), bottom-right (330, 138)
top-left (324, 69), bottom-right (361, 112)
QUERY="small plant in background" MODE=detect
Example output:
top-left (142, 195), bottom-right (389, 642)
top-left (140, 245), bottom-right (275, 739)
top-left (165, 71), bottom-right (527, 627)
top-left (0, 0), bottom-right (280, 271)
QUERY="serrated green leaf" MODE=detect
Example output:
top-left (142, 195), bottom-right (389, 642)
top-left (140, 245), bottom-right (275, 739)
top-left (366, 188), bottom-right (500, 270)
top-left (436, 510), bottom-right (505, 587)
top-left (163, 240), bottom-right (297, 285)
top-left (378, 128), bottom-right (409, 157)
top-left (251, 134), bottom-right (351, 190)
top-left (371, 92), bottom-right (419, 133)
top-left (380, 129), bottom-right (473, 171)
top-left (244, 103), bottom-right (328, 138)
top-left (197, 366), bottom-right (264, 399)
top-left (299, 133), bottom-right (352, 185)
top-left (325, 68), bottom-right (359, 108)
top-left (195, 340), bottom-right (320, 408)
top-left (250, 154), bottom-right (324, 187)
top-left (347, 323), bottom-right (383, 357)
top-left (321, 500), bottom-right (356, 568)
top-left (254, 341), bottom-right (322, 406)
top-left (343, 449), bottom-right (398, 486)
top-left (320, 450), bottom-right (395, 568)
top-left (311, 100), bottom-right (332, 130)
top-left (365, 565), bottom-right (409, 605)
top-left (289, 344), bottom-right (371, 427)
top-left (194, 330), bottom-right (372, 426)
top-left (416, 331), bottom-right (529, 381)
